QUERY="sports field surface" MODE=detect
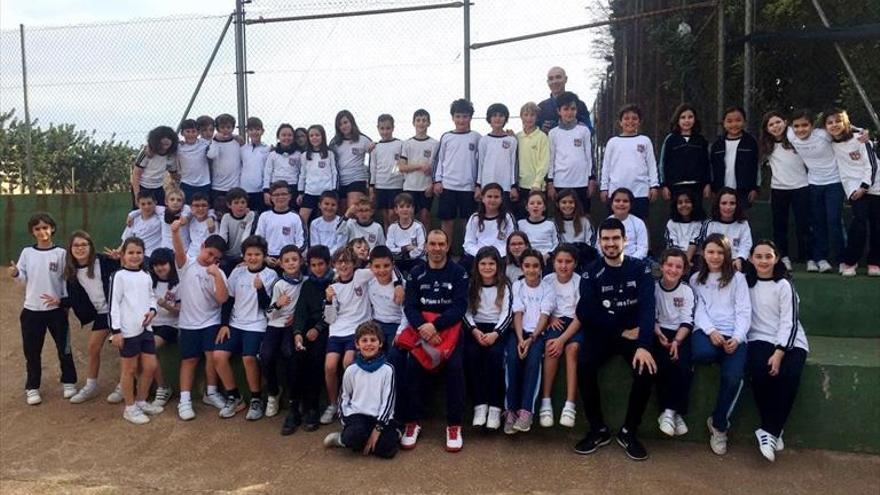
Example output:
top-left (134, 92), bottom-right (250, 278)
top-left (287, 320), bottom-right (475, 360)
top-left (1, 276), bottom-right (878, 494)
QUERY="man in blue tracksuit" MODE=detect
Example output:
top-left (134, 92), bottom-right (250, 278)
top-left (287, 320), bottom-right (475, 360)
top-left (398, 229), bottom-right (469, 452)
top-left (572, 217), bottom-right (657, 461)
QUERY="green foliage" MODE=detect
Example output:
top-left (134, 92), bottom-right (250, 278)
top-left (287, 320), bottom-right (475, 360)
top-left (0, 110), bottom-right (136, 193)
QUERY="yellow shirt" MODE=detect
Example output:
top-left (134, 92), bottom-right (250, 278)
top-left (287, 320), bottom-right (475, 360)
top-left (516, 128), bottom-right (550, 190)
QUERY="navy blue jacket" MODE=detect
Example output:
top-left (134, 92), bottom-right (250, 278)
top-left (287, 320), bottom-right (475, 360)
top-left (62, 254), bottom-right (119, 325)
top-left (659, 132), bottom-right (711, 188)
top-left (404, 259), bottom-right (468, 331)
top-left (710, 132), bottom-right (760, 193)
top-left (575, 256), bottom-right (655, 349)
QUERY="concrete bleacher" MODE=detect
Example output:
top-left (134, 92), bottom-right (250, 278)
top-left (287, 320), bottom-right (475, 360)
top-left (2, 193), bottom-right (878, 453)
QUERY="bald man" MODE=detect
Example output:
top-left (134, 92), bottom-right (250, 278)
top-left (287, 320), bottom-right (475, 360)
top-left (537, 66), bottom-right (593, 134)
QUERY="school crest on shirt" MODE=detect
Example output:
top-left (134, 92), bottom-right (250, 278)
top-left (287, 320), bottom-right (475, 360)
top-left (368, 233), bottom-right (377, 243)
top-left (849, 150), bottom-right (862, 161)
top-left (502, 141), bottom-right (511, 149)
top-left (319, 160), bottom-right (327, 168)
top-left (674, 297), bottom-right (684, 308)
top-left (289, 156), bottom-right (300, 166)
top-left (423, 150), bottom-right (432, 158)
top-left (637, 144), bottom-right (647, 153)
top-left (573, 139), bottom-right (583, 147)
top-left (497, 230), bottom-right (506, 241)
top-left (732, 238), bottom-right (741, 247)
top-left (238, 221), bottom-right (247, 230)
top-left (49, 261), bottom-right (59, 272)
top-left (282, 226), bottom-right (291, 236)
top-left (411, 236), bottom-right (418, 246)
top-left (355, 286), bottom-right (364, 297)
top-left (468, 143), bottom-right (476, 151)
top-left (352, 147), bottom-right (363, 156)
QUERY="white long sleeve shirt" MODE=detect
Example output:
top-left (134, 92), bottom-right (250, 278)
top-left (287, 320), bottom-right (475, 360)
top-left (178, 138), bottom-right (211, 186)
top-left (664, 219), bottom-right (702, 250)
top-left (299, 151), bottom-right (338, 196)
top-left (369, 139), bottom-right (404, 189)
top-left (465, 282), bottom-right (513, 333)
top-left (517, 218), bottom-right (559, 255)
top-left (767, 142), bottom-right (808, 190)
top-left (109, 268), bottom-right (156, 338)
top-left (367, 277), bottom-right (404, 324)
top-left (121, 213), bottom-right (162, 257)
top-left (386, 220), bottom-right (426, 259)
top-left (339, 361), bottom-right (396, 425)
top-left (433, 130), bottom-right (481, 191)
top-left (690, 271), bottom-right (751, 343)
top-left (226, 265), bottom-right (277, 332)
top-left (600, 134), bottom-right (659, 197)
top-left (239, 142), bottom-right (270, 193)
top-left (255, 209), bottom-right (305, 256)
top-left (548, 122), bottom-right (593, 188)
top-left (267, 275), bottom-right (305, 328)
top-left (263, 149), bottom-right (302, 192)
top-left (655, 280), bottom-right (696, 331)
top-left (127, 205), bottom-right (192, 251)
top-left (699, 219), bottom-right (753, 261)
top-left (787, 128), bottom-right (839, 185)
top-left (512, 278), bottom-right (555, 335)
top-left (832, 137), bottom-right (879, 198)
top-left (14, 245), bottom-right (67, 311)
top-left (206, 138), bottom-right (242, 191)
top-left (401, 136), bottom-right (440, 192)
top-left (333, 135), bottom-right (372, 186)
top-left (463, 212), bottom-right (518, 257)
top-left (309, 215), bottom-right (346, 253)
top-left (748, 277), bottom-right (809, 351)
top-left (559, 216), bottom-right (594, 245)
top-left (185, 215), bottom-right (217, 259)
top-left (218, 210), bottom-right (257, 258)
top-left (324, 269), bottom-right (377, 338)
top-left (477, 134), bottom-right (518, 191)
top-left (337, 219), bottom-right (386, 250)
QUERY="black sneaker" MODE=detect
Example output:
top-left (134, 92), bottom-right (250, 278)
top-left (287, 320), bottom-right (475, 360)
top-left (574, 428), bottom-right (612, 455)
top-left (616, 428), bottom-right (648, 461)
top-left (302, 409), bottom-right (320, 432)
top-left (281, 410), bottom-right (302, 436)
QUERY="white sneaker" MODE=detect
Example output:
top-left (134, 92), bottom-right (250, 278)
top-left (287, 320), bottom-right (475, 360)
top-left (868, 265), bottom-right (880, 277)
top-left (178, 401), bottom-right (196, 421)
top-left (62, 383), bottom-right (78, 399)
top-left (319, 404), bottom-right (338, 424)
top-left (202, 392), bottom-right (226, 410)
top-left (806, 260), bottom-right (819, 272)
top-left (124, 406), bottom-right (150, 425)
top-left (26, 389), bottom-right (42, 406)
top-left (707, 417), bottom-right (728, 455)
top-left (673, 414), bottom-right (689, 436)
top-left (219, 396), bottom-right (245, 418)
top-left (152, 387), bottom-right (173, 407)
top-left (138, 402), bottom-right (164, 416)
top-left (70, 386), bottom-right (98, 404)
top-left (486, 406), bottom-right (502, 430)
top-left (472, 404), bottom-right (489, 427)
top-left (265, 395), bottom-right (280, 418)
top-left (323, 432), bottom-right (345, 448)
top-left (781, 257), bottom-right (792, 271)
top-left (245, 399), bottom-right (264, 421)
top-left (559, 403), bottom-right (577, 428)
top-left (400, 422), bottom-right (421, 450)
top-left (445, 426), bottom-right (463, 452)
top-left (106, 384), bottom-right (124, 404)
top-left (841, 264), bottom-right (857, 277)
top-left (755, 428), bottom-right (777, 462)
top-left (658, 409), bottom-right (675, 437)
top-left (776, 432), bottom-right (785, 451)
top-left (817, 260), bottom-right (833, 273)
top-left (538, 402), bottom-right (554, 427)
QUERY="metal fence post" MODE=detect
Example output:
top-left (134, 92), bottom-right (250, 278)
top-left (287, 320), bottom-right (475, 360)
top-left (463, 0), bottom-right (471, 100)
top-left (234, 0), bottom-right (249, 134)
top-left (20, 24), bottom-right (34, 195)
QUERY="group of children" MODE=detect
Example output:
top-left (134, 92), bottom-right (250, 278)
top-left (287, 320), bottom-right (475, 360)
top-left (10, 95), bottom-right (877, 462)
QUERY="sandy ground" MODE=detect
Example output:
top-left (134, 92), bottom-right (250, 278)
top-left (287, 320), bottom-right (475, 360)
top-left (1, 276), bottom-right (878, 495)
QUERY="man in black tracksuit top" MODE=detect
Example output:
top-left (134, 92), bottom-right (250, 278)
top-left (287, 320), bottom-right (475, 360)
top-left (573, 217), bottom-right (657, 461)
top-left (399, 229), bottom-right (469, 452)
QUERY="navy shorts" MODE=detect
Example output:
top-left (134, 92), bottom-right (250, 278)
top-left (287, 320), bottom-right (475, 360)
top-left (326, 335), bottom-right (356, 354)
top-left (214, 327), bottom-right (264, 356)
top-left (405, 190), bottom-right (433, 213)
top-left (374, 188), bottom-right (403, 210)
top-left (179, 325), bottom-right (219, 360)
top-left (301, 193), bottom-right (322, 210)
top-left (247, 192), bottom-right (265, 213)
top-left (152, 325), bottom-right (178, 344)
top-left (571, 186), bottom-right (591, 212)
top-left (340, 181), bottom-right (368, 196)
top-left (180, 183), bottom-right (212, 204)
top-left (120, 331), bottom-right (157, 358)
top-left (437, 189), bottom-right (476, 220)
top-left (542, 316), bottom-right (584, 347)
top-left (377, 321), bottom-right (399, 347)
top-left (92, 313), bottom-right (110, 332)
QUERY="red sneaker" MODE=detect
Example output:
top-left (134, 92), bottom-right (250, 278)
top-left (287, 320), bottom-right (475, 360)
top-left (401, 422), bottom-right (421, 450)
top-left (445, 425), bottom-right (463, 452)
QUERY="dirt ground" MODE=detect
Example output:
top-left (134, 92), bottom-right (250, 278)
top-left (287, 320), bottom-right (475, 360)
top-left (1, 276), bottom-right (878, 495)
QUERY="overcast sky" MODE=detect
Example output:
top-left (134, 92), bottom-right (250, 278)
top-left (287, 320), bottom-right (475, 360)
top-left (1, 1), bottom-right (607, 143)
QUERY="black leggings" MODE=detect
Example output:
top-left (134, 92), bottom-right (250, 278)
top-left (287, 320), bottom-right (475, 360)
top-left (746, 340), bottom-right (807, 437)
top-left (20, 309), bottom-right (77, 390)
